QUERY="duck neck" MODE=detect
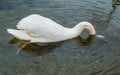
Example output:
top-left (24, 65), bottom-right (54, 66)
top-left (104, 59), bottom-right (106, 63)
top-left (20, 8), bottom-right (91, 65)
top-left (64, 22), bottom-right (96, 40)
top-left (75, 21), bottom-right (96, 35)
top-left (70, 22), bottom-right (96, 37)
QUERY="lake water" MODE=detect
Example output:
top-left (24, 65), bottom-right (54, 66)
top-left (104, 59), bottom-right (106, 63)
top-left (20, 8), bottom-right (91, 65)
top-left (0, 0), bottom-right (120, 75)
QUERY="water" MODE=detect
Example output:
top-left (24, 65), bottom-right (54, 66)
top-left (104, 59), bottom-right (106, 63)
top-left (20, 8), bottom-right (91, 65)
top-left (0, 0), bottom-right (120, 75)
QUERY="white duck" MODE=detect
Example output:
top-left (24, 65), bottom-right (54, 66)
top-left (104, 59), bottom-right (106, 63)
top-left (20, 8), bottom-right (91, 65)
top-left (7, 14), bottom-right (96, 43)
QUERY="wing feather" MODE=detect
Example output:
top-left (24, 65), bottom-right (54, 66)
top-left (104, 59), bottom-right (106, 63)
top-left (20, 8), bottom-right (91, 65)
top-left (16, 14), bottom-right (66, 39)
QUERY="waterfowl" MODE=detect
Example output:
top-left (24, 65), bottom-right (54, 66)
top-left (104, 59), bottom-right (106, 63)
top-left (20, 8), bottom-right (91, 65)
top-left (7, 14), bottom-right (96, 43)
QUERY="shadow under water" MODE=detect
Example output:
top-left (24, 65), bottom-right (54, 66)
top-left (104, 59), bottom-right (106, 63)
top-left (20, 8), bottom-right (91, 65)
top-left (9, 35), bottom-right (95, 57)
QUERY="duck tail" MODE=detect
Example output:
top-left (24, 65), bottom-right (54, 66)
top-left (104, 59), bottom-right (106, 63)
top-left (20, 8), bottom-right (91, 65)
top-left (7, 29), bottom-right (32, 40)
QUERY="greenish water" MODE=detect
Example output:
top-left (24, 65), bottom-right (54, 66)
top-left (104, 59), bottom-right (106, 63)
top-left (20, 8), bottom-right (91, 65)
top-left (0, 0), bottom-right (120, 75)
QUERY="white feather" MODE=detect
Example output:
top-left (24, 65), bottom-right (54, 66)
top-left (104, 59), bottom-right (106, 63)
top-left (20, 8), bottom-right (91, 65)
top-left (7, 14), bottom-right (96, 43)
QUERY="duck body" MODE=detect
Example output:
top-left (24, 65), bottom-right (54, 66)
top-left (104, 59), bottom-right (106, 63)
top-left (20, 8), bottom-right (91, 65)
top-left (7, 14), bottom-right (96, 43)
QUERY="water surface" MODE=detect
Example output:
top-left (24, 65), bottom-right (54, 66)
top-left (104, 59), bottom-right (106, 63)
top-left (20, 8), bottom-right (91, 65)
top-left (0, 0), bottom-right (120, 75)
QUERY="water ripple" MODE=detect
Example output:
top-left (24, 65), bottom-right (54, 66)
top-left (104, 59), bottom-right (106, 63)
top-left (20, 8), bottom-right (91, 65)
top-left (0, 0), bottom-right (120, 75)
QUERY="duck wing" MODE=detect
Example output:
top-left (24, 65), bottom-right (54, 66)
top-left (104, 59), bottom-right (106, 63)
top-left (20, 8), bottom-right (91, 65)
top-left (17, 14), bottom-right (67, 39)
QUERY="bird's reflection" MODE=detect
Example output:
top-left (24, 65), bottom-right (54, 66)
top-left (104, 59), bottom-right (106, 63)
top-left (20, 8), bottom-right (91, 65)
top-left (9, 38), bottom-right (62, 57)
top-left (9, 35), bottom-right (95, 57)
top-left (73, 35), bottom-right (95, 46)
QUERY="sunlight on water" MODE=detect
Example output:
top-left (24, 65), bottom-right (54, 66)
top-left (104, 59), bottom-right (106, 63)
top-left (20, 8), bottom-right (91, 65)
top-left (0, 0), bottom-right (120, 75)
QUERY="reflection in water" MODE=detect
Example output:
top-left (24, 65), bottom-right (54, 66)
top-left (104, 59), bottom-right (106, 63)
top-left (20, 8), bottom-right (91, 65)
top-left (9, 38), bottom-right (62, 57)
top-left (73, 35), bottom-right (95, 46)
top-left (1, 0), bottom-right (120, 74)
top-left (107, 0), bottom-right (120, 22)
top-left (9, 35), bottom-right (95, 57)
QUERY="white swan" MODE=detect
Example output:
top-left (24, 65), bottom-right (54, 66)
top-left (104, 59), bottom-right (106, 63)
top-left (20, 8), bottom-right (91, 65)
top-left (7, 14), bottom-right (96, 43)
